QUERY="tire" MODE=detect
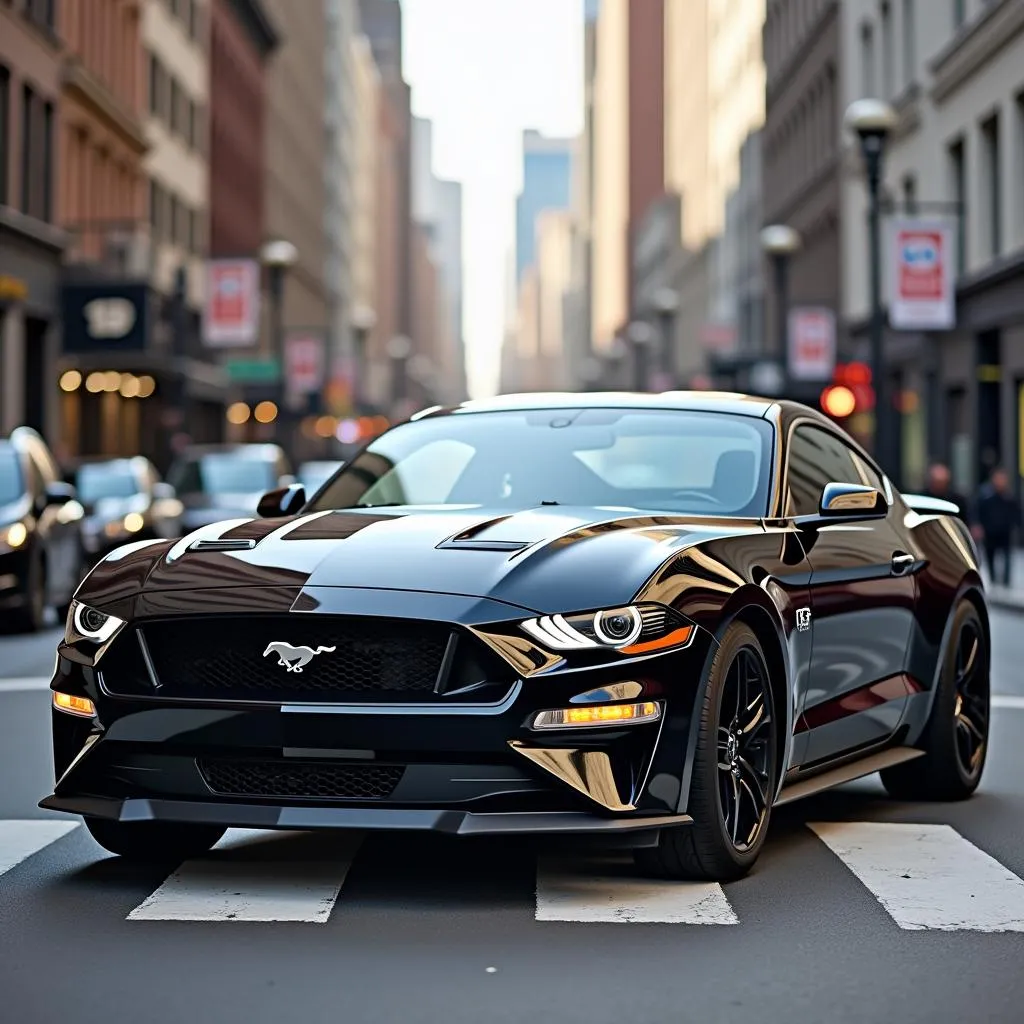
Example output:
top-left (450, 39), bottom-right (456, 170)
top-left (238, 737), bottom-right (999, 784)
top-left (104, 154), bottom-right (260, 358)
top-left (880, 598), bottom-right (989, 801)
top-left (83, 818), bottom-right (227, 862)
top-left (635, 621), bottom-right (777, 882)
top-left (9, 551), bottom-right (45, 634)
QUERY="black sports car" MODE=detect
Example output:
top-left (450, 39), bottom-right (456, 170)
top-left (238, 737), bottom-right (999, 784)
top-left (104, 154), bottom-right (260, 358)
top-left (41, 393), bottom-right (989, 882)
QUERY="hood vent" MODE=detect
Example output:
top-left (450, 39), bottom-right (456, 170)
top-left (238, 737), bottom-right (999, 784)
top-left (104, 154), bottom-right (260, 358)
top-left (437, 514), bottom-right (530, 552)
top-left (189, 538), bottom-right (257, 552)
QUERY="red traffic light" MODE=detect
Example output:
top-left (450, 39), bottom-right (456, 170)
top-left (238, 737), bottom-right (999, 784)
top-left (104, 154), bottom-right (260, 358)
top-left (834, 361), bottom-right (871, 386)
top-left (821, 385), bottom-right (857, 418)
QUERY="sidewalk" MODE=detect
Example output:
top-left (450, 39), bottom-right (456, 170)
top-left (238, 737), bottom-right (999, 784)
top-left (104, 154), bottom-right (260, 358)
top-left (980, 548), bottom-right (1024, 612)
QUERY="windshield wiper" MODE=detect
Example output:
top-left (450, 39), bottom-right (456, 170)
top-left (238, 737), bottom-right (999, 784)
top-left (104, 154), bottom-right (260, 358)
top-left (352, 502), bottom-right (407, 509)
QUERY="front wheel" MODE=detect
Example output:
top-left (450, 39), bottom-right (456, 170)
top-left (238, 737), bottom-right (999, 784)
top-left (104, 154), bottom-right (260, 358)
top-left (84, 818), bottom-right (227, 862)
top-left (635, 621), bottom-right (776, 882)
top-left (880, 598), bottom-right (989, 801)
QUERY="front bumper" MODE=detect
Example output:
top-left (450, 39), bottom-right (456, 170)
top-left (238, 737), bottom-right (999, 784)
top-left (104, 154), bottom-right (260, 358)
top-left (43, 592), bottom-right (714, 837)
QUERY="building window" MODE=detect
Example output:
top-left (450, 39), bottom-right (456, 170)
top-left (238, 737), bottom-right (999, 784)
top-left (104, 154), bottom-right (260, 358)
top-left (169, 194), bottom-right (179, 244)
top-left (187, 99), bottom-right (195, 149)
top-left (880, 2), bottom-right (893, 98)
top-left (169, 78), bottom-right (180, 134)
top-left (860, 23), bottom-right (875, 98)
top-left (25, 0), bottom-right (56, 32)
top-left (188, 0), bottom-right (199, 40)
top-left (149, 54), bottom-right (160, 116)
top-left (19, 85), bottom-right (32, 216)
top-left (42, 100), bottom-right (52, 222)
top-left (981, 113), bottom-right (1001, 259)
top-left (953, 0), bottom-right (965, 29)
top-left (0, 65), bottom-right (8, 207)
top-left (902, 0), bottom-right (915, 87)
top-left (947, 137), bottom-right (966, 276)
top-left (902, 173), bottom-right (917, 214)
top-left (149, 179), bottom-right (161, 236)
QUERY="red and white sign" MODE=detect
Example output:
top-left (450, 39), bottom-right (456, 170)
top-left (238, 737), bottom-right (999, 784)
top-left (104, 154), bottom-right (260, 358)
top-left (888, 218), bottom-right (956, 330)
top-left (203, 260), bottom-right (260, 347)
top-left (788, 307), bottom-right (836, 381)
top-left (285, 333), bottom-right (325, 394)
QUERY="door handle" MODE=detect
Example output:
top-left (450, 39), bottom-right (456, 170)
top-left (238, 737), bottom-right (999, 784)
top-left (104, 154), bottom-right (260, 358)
top-left (891, 552), bottom-right (915, 574)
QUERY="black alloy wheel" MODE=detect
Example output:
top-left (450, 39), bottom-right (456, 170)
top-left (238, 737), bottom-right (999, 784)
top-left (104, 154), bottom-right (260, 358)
top-left (717, 646), bottom-right (773, 853)
top-left (636, 620), bottom-right (776, 882)
top-left (880, 598), bottom-right (989, 802)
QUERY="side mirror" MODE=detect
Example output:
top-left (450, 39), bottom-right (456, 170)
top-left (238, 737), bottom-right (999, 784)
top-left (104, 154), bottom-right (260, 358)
top-left (152, 482), bottom-right (176, 500)
top-left (257, 483), bottom-right (306, 518)
top-left (818, 481), bottom-right (887, 519)
top-left (44, 481), bottom-right (77, 507)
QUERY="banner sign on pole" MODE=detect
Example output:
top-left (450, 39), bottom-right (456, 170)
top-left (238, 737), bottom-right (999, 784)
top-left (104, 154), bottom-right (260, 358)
top-left (888, 218), bottom-right (956, 330)
top-left (203, 259), bottom-right (260, 347)
top-left (285, 333), bottom-right (325, 395)
top-left (788, 306), bottom-right (836, 380)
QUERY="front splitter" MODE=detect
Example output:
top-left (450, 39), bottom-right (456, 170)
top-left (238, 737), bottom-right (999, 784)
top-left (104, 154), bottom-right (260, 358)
top-left (39, 794), bottom-right (691, 837)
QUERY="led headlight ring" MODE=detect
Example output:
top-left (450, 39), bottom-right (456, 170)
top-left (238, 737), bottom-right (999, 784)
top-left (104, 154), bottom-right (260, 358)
top-left (593, 607), bottom-right (643, 647)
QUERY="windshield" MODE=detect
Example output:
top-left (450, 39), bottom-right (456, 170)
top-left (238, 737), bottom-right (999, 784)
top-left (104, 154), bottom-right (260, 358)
top-left (77, 463), bottom-right (140, 503)
top-left (308, 409), bottom-right (774, 516)
top-left (169, 454), bottom-right (278, 495)
top-left (0, 449), bottom-right (22, 506)
top-left (299, 462), bottom-right (341, 495)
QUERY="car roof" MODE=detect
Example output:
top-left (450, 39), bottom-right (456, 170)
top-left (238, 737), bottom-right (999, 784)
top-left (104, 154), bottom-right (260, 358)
top-left (422, 390), bottom-right (835, 426)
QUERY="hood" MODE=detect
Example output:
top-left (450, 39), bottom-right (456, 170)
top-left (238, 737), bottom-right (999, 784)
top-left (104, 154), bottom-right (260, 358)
top-left (81, 505), bottom-right (763, 615)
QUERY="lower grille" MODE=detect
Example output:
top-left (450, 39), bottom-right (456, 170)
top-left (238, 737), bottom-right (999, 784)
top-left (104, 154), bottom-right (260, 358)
top-left (198, 759), bottom-right (405, 801)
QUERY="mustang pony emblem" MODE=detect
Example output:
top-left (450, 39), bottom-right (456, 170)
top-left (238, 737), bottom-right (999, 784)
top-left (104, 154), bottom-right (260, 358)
top-left (262, 641), bottom-right (337, 673)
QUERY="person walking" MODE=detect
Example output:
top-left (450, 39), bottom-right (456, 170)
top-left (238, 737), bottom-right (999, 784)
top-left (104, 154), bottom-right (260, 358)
top-left (923, 462), bottom-right (970, 524)
top-left (973, 466), bottom-right (1021, 587)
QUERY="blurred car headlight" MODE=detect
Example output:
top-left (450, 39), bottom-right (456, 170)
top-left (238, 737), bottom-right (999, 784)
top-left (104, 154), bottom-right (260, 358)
top-left (0, 521), bottom-right (28, 552)
top-left (520, 603), bottom-right (694, 655)
top-left (65, 600), bottom-right (126, 647)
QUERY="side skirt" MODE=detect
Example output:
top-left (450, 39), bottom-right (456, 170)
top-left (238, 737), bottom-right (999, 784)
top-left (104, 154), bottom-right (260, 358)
top-left (774, 746), bottom-right (924, 807)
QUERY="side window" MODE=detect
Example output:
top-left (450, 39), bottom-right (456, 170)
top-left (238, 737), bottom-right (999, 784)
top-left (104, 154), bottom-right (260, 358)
top-left (786, 425), bottom-right (863, 517)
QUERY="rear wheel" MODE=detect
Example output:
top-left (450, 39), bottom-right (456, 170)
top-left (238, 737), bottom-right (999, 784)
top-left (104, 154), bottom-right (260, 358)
top-left (880, 598), bottom-right (988, 801)
top-left (635, 621), bottom-right (776, 882)
top-left (83, 818), bottom-right (226, 862)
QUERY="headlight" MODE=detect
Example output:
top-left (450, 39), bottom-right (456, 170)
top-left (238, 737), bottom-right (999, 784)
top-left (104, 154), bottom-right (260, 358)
top-left (0, 521), bottom-right (28, 550)
top-left (65, 600), bottom-right (125, 646)
top-left (520, 603), bottom-right (694, 654)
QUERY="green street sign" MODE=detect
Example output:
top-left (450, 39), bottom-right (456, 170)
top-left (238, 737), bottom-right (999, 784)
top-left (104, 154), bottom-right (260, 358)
top-left (225, 358), bottom-right (280, 382)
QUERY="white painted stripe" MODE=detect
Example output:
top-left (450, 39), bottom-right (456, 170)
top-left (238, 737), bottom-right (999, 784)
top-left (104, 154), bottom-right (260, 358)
top-left (810, 821), bottom-right (1024, 932)
top-left (0, 820), bottom-right (79, 877)
top-left (535, 855), bottom-right (738, 924)
top-left (0, 677), bottom-right (52, 693)
top-left (992, 695), bottom-right (1024, 709)
top-left (127, 830), bottom-right (360, 923)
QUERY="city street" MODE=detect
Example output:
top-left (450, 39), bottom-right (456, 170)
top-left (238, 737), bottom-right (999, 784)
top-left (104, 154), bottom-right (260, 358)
top-left (1, 609), bottom-right (1023, 1023)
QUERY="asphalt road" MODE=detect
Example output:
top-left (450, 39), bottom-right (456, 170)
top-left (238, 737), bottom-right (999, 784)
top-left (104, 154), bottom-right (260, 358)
top-left (3, 612), bottom-right (1024, 1024)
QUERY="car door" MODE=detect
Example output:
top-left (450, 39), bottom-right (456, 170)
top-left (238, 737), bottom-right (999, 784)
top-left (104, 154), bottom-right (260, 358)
top-left (787, 423), bottom-right (916, 768)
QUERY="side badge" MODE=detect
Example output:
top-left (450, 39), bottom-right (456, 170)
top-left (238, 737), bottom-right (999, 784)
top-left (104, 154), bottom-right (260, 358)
top-left (796, 607), bottom-right (812, 632)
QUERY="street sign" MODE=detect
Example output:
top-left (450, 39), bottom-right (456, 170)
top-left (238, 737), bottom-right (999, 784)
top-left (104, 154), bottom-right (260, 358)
top-left (888, 218), bottom-right (956, 330)
top-left (285, 333), bottom-right (325, 394)
top-left (225, 358), bottom-right (279, 382)
top-left (788, 307), bottom-right (836, 381)
top-left (204, 259), bottom-right (260, 347)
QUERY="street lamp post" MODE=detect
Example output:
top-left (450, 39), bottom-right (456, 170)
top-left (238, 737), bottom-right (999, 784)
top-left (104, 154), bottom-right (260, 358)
top-left (845, 98), bottom-right (898, 477)
top-left (626, 320), bottom-right (656, 391)
top-left (387, 335), bottom-right (412, 415)
top-left (350, 304), bottom-right (376, 413)
top-left (260, 239), bottom-right (299, 442)
top-left (760, 224), bottom-right (801, 398)
top-left (651, 287), bottom-right (679, 390)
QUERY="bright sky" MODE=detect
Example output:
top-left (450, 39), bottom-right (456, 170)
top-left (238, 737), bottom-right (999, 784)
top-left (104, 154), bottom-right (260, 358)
top-left (401, 0), bottom-right (584, 398)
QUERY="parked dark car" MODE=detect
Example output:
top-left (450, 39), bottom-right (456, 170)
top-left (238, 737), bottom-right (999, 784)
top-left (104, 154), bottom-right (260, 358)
top-left (72, 457), bottom-right (184, 563)
top-left (0, 427), bottom-right (83, 632)
top-left (166, 444), bottom-right (292, 532)
top-left (43, 393), bottom-right (988, 882)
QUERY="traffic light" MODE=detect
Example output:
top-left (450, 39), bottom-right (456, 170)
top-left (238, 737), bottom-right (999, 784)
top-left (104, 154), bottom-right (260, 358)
top-left (821, 362), bottom-right (874, 419)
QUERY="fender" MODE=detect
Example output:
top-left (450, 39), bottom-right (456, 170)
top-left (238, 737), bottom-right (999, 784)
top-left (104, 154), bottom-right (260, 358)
top-left (674, 587), bottom-right (795, 815)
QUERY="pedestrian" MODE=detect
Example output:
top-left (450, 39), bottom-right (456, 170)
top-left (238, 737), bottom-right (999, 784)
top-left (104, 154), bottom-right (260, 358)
top-left (923, 462), bottom-right (970, 523)
top-left (973, 466), bottom-right (1021, 587)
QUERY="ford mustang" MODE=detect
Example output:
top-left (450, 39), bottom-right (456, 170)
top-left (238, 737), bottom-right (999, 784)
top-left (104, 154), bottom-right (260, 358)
top-left (41, 392), bottom-right (990, 882)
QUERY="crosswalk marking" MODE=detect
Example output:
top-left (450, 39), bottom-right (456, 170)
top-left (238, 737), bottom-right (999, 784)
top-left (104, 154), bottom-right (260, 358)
top-left (0, 820), bottom-right (79, 877)
top-left (809, 821), bottom-right (1024, 932)
top-left (127, 830), bottom-right (361, 923)
top-left (535, 854), bottom-right (738, 924)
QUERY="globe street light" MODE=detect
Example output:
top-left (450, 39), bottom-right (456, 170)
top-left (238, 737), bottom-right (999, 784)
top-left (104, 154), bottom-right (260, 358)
top-left (387, 334), bottom-right (413, 407)
top-left (651, 287), bottom-right (680, 389)
top-left (845, 98), bottom-right (898, 476)
top-left (259, 239), bottom-right (299, 439)
top-left (760, 224), bottom-right (801, 397)
top-left (626, 320), bottom-right (657, 391)
top-left (350, 304), bottom-right (376, 411)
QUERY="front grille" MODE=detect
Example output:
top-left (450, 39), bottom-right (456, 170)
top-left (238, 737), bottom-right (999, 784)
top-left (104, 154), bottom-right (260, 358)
top-left (199, 759), bottom-right (404, 800)
top-left (100, 615), bottom-right (512, 704)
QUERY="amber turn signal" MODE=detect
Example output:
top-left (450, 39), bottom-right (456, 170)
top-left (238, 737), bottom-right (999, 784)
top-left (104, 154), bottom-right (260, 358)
top-left (532, 701), bottom-right (661, 730)
top-left (53, 691), bottom-right (96, 718)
